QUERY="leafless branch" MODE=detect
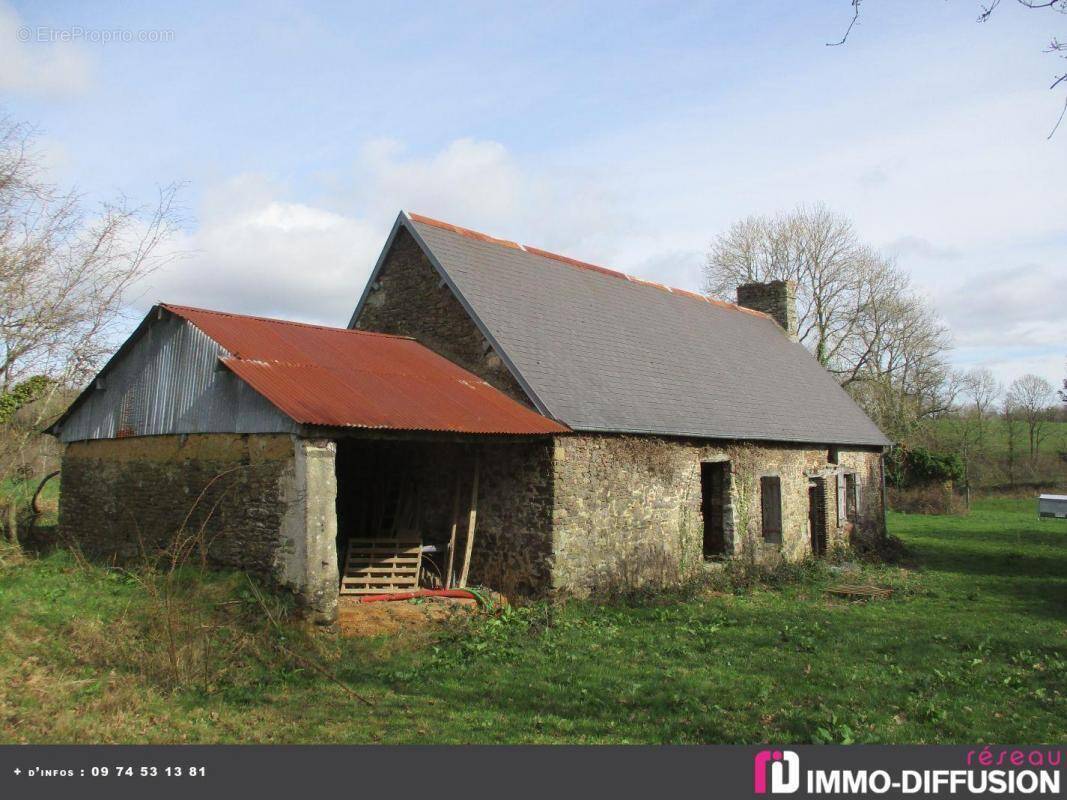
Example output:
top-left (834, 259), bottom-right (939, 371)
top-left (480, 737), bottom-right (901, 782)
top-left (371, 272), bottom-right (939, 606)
top-left (0, 113), bottom-right (184, 543)
top-left (828, 0), bottom-right (862, 46)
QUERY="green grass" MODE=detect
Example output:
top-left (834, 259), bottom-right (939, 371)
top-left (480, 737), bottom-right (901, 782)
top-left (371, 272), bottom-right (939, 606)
top-left (1, 497), bottom-right (1064, 743)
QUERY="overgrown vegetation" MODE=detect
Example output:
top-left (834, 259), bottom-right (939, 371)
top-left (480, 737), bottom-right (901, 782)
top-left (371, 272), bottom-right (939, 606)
top-left (1, 497), bottom-right (1063, 743)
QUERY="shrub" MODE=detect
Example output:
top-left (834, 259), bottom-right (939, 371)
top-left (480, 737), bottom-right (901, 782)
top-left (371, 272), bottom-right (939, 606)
top-left (886, 446), bottom-right (964, 489)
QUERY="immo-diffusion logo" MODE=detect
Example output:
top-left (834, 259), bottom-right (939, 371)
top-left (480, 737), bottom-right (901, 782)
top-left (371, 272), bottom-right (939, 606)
top-left (754, 750), bottom-right (800, 794)
top-left (752, 747), bottom-right (1062, 796)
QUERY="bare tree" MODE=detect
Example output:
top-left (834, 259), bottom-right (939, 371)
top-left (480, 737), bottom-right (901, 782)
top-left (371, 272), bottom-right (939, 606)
top-left (1005, 373), bottom-right (1055, 461)
top-left (1003, 399), bottom-right (1024, 486)
top-left (0, 116), bottom-right (181, 543)
top-left (944, 368), bottom-right (1003, 504)
top-left (831, 1), bottom-right (1067, 137)
top-left (704, 205), bottom-right (951, 440)
top-left (961, 367), bottom-right (1002, 448)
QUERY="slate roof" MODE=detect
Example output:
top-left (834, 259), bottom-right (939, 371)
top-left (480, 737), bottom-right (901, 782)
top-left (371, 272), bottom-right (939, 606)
top-left (353, 212), bottom-right (890, 448)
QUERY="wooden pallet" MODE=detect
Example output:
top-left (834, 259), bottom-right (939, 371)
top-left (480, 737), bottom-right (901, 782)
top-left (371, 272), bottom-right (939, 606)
top-left (826, 584), bottom-right (893, 600)
top-left (340, 537), bottom-right (422, 596)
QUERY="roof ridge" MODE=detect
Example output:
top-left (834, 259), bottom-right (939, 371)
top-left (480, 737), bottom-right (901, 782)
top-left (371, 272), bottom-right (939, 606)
top-left (404, 211), bottom-right (771, 321)
top-left (161, 304), bottom-right (416, 340)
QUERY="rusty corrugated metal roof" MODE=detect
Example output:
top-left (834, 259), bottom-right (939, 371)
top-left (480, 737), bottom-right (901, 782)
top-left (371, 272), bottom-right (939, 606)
top-left (161, 304), bottom-right (568, 435)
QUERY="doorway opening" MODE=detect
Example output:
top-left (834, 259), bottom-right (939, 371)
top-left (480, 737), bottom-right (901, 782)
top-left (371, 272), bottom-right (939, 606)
top-left (701, 461), bottom-right (728, 558)
top-left (808, 478), bottom-right (827, 556)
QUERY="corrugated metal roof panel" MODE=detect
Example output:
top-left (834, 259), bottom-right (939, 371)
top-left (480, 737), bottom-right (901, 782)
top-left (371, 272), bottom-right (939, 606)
top-left (162, 304), bottom-right (568, 435)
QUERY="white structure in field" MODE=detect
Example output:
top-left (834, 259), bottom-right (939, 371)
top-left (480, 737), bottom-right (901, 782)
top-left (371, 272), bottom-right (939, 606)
top-left (1038, 494), bottom-right (1067, 519)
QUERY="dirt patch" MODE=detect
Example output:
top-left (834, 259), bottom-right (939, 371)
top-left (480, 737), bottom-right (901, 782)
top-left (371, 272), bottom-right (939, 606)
top-left (337, 596), bottom-right (480, 637)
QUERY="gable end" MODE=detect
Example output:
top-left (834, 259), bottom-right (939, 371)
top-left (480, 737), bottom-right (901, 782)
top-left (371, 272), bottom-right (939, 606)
top-left (350, 220), bottom-right (544, 413)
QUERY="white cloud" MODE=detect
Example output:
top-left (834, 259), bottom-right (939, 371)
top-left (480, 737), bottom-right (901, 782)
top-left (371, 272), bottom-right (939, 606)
top-left (354, 138), bottom-right (526, 227)
top-left (939, 263), bottom-right (1067, 349)
top-left (139, 138), bottom-right (623, 326)
top-left (956, 348), bottom-right (1065, 392)
top-left (139, 175), bottom-right (382, 326)
top-left (882, 236), bottom-right (961, 262)
top-left (0, 3), bottom-right (93, 96)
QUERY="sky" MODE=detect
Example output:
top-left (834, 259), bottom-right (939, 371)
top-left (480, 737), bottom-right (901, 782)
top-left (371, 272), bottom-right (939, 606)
top-left (3, 0), bottom-right (1065, 391)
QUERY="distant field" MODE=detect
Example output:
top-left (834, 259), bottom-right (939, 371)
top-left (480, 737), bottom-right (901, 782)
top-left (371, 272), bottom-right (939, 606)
top-left (1, 497), bottom-right (1064, 744)
top-left (924, 419), bottom-right (1067, 459)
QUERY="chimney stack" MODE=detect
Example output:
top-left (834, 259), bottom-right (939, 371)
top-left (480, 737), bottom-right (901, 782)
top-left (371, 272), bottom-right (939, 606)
top-left (736, 280), bottom-right (798, 341)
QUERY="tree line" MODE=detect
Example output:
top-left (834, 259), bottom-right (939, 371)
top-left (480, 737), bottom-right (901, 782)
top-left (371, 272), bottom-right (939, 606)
top-left (704, 205), bottom-right (1065, 495)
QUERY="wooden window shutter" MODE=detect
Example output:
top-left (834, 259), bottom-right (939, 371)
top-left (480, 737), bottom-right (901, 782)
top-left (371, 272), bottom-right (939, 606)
top-left (760, 476), bottom-right (782, 543)
top-left (836, 472), bottom-right (847, 524)
top-left (845, 473), bottom-right (859, 520)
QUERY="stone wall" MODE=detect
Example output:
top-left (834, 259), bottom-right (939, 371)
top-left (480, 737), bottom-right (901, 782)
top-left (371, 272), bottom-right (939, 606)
top-left (469, 440), bottom-right (555, 595)
top-left (58, 433), bottom-right (338, 621)
top-left (550, 433), bottom-right (884, 593)
top-left (353, 227), bottom-right (531, 406)
top-left (838, 447), bottom-right (887, 546)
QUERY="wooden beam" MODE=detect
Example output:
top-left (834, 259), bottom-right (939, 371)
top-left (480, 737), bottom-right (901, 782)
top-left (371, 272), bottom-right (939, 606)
top-left (458, 452), bottom-right (480, 589)
top-left (444, 472), bottom-right (462, 589)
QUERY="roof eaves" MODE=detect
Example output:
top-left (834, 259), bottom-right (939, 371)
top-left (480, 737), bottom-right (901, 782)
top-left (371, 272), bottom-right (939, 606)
top-left (567, 423), bottom-right (890, 448)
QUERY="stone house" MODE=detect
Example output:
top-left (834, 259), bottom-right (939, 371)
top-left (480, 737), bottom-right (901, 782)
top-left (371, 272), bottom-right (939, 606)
top-left (49, 211), bottom-right (889, 621)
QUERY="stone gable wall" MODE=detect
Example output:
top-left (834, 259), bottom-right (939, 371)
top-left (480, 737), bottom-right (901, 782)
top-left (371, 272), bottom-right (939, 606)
top-left (550, 433), bottom-right (884, 593)
top-left (353, 227), bottom-right (531, 406)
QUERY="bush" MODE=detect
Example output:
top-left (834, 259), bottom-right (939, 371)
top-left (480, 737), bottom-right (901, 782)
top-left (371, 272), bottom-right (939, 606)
top-left (886, 446), bottom-right (964, 489)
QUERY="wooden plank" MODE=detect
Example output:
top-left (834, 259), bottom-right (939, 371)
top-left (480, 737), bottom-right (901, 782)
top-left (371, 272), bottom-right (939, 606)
top-left (444, 473), bottom-right (462, 589)
top-left (826, 584), bottom-right (892, 600)
top-left (458, 453), bottom-right (480, 589)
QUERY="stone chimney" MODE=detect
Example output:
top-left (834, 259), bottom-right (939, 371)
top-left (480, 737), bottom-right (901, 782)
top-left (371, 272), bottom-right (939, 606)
top-left (736, 280), bottom-right (798, 341)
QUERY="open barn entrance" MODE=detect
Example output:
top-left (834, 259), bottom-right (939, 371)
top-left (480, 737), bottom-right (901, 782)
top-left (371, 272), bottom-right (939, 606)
top-left (334, 439), bottom-right (480, 596)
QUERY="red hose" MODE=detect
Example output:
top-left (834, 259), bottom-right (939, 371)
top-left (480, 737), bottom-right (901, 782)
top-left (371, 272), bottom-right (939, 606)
top-left (357, 589), bottom-right (479, 604)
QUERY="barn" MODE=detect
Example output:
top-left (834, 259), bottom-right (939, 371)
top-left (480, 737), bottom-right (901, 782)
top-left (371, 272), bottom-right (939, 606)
top-left (49, 211), bottom-right (890, 622)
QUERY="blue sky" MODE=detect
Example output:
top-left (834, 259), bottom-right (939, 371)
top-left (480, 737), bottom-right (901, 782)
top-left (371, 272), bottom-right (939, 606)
top-left (3, 0), bottom-right (1065, 389)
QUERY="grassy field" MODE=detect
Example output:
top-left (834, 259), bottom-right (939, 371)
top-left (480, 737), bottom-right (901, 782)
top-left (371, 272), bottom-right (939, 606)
top-left (0, 497), bottom-right (1064, 744)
